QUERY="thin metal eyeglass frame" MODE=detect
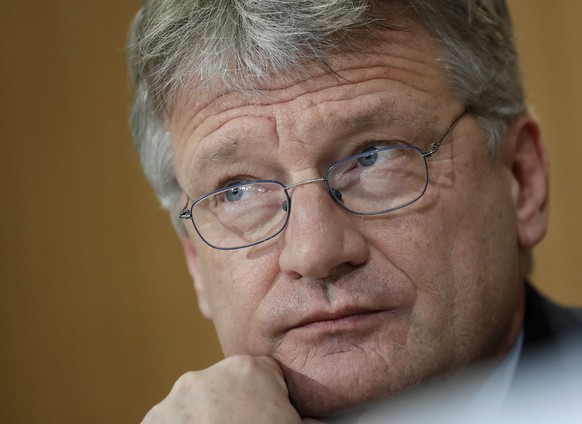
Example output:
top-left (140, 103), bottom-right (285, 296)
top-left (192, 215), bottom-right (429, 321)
top-left (179, 108), bottom-right (469, 250)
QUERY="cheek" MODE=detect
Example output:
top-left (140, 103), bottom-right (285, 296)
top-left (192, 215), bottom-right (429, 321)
top-left (198, 247), bottom-right (281, 356)
top-left (420, 166), bottom-right (520, 356)
top-left (363, 160), bottom-right (519, 358)
top-left (363, 213), bottom-right (459, 328)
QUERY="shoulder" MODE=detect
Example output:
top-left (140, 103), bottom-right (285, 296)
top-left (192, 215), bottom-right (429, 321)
top-left (522, 283), bottom-right (582, 347)
top-left (501, 284), bottom-right (582, 422)
top-left (518, 283), bottom-right (582, 386)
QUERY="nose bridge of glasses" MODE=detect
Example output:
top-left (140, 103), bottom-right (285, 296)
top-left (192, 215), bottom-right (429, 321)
top-left (284, 176), bottom-right (328, 194)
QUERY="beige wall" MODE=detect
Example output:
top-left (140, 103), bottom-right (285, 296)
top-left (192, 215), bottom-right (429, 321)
top-left (508, 1), bottom-right (582, 303)
top-left (0, 2), bottom-right (580, 423)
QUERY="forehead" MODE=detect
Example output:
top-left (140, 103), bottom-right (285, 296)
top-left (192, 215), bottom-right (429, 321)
top-left (171, 21), bottom-right (449, 121)
top-left (169, 21), bottom-right (458, 183)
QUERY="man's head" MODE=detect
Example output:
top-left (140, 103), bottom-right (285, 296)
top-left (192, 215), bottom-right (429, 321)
top-left (127, 0), bottom-right (549, 416)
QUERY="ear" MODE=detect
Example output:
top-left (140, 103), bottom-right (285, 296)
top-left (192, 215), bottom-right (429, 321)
top-left (505, 112), bottom-right (550, 249)
top-left (180, 236), bottom-right (213, 319)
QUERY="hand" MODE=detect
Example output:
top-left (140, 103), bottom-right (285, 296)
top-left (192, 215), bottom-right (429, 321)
top-left (141, 355), bottom-right (304, 424)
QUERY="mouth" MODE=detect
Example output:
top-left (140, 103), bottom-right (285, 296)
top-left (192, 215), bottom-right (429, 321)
top-left (291, 308), bottom-right (390, 333)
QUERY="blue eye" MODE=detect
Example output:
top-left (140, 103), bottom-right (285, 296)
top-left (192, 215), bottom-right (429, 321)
top-left (225, 186), bottom-right (244, 202)
top-left (221, 181), bottom-right (251, 202)
top-left (357, 147), bottom-right (379, 167)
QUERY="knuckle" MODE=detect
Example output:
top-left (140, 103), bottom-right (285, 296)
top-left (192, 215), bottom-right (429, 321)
top-left (223, 355), bottom-right (284, 384)
top-left (172, 370), bottom-right (199, 395)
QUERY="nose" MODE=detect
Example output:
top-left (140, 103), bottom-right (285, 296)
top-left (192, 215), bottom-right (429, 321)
top-left (278, 181), bottom-right (370, 280)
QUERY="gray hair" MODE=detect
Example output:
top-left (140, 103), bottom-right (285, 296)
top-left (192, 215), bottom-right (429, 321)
top-left (127, 0), bottom-right (526, 216)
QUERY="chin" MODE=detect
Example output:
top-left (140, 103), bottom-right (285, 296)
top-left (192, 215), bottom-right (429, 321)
top-left (286, 372), bottom-right (378, 417)
top-left (279, 353), bottom-right (417, 418)
top-left (278, 340), bottom-right (471, 418)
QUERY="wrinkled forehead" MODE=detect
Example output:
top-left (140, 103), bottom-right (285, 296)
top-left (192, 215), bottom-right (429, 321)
top-left (168, 19), bottom-right (446, 132)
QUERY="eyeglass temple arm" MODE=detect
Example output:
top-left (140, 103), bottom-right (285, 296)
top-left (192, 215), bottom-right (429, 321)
top-left (422, 107), bottom-right (469, 158)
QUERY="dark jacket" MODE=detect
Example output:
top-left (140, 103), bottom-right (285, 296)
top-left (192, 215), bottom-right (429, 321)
top-left (501, 285), bottom-right (582, 422)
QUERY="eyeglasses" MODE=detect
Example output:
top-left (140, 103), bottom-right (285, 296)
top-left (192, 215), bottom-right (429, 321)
top-left (180, 109), bottom-right (468, 250)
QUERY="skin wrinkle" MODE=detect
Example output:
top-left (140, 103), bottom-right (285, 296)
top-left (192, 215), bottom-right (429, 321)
top-left (418, 115), bottom-right (487, 194)
top-left (189, 118), bottom-right (269, 177)
top-left (270, 272), bottom-right (415, 369)
top-left (286, 345), bottom-right (310, 372)
top-left (180, 106), bottom-right (410, 194)
top-left (182, 97), bottom-right (448, 195)
top-left (269, 264), bottom-right (409, 335)
top-left (290, 96), bottom-right (415, 154)
top-left (171, 40), bottom-right (445, 152)
top-left (173, 33), bottom-right (441, 124)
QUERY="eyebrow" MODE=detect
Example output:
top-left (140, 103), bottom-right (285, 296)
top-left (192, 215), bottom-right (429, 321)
top-left (318, 107), bottom-right (404, 131)
top-left (200, 136), bottom-right (241, 162)
top-left (191, 106), bottom-right (422, 174)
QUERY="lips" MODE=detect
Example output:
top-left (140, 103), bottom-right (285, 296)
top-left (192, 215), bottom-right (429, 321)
top-left (291, 307), bottom-right (388, 331)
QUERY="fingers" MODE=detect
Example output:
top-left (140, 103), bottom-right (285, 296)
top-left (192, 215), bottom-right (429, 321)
top-left (141, 355), bottom-right (301, 424)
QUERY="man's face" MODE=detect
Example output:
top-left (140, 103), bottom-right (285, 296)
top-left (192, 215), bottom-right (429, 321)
top-left (170, 22), bottom-right (526, 416)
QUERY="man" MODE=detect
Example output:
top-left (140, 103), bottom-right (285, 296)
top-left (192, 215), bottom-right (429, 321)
top-left (127, 1), bottom-right (582, 422)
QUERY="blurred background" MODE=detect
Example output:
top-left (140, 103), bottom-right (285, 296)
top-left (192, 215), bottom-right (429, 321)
top-left (0, 1), bottom-right (580, 423)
